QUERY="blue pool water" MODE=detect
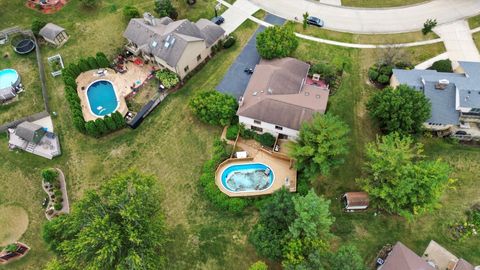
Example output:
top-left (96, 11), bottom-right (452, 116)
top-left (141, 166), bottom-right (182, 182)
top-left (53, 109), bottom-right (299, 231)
top-left (0, 69), bottom-right (19, 89)
top-left (221, 163), bottom-right (274, 192)
top-left (86, 80), bottom-right (119, 116)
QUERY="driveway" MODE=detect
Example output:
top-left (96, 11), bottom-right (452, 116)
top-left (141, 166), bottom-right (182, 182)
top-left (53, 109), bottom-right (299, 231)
top-left (216, 14), bottom-right (285, 98)
top-left (248, 0), bottom-right (480, 34)
top-left (220, 0), bottom-right (259, 35)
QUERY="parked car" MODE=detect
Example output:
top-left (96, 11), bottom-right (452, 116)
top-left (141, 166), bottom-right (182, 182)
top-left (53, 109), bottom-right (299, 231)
top-left (306, 16), bottom-right (324, 27)
top-left (455, 130), bottom-right (468, 135)
top-left (211, 16), bottom-right (225, 25)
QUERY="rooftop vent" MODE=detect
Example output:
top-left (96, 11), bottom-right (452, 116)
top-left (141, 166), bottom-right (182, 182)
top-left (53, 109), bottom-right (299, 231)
top-left (253, 92), bottom-right (257, 96)
top-left (151, 41), bottom-right (158, 48)
top-left (316, 94), bottom-right (321, 99)
top-left (305, 92), bottom-right (310, 96)
top-left (435, 79), bottom-right (449, 90)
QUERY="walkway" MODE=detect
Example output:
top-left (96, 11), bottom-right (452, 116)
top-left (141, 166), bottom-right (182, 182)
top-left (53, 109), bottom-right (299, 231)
top-left (433, 20), bottom-right (480, 65)
top-left (220, 0), bottom-right (259, 34)
top-left (248, 0), bottom-right (480, 34)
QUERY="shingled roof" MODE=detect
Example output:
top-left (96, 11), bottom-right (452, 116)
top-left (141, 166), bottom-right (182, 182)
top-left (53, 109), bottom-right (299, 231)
top-left (15, 121), bottom-right (45, 144)
top-left (39, 23), bottom-right (66, 41)
top-left (381, 242), bottom-right (435, 270)
top-left (237, 58), bottom-right (329, 130)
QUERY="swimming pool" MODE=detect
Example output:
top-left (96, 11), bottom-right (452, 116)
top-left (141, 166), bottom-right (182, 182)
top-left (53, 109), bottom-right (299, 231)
top-left (86, 80), bottom-right (119, 117)
top-left (0, 69), bottom-right (20, 89)
top-left (221, 163), bottom-right (275, 192)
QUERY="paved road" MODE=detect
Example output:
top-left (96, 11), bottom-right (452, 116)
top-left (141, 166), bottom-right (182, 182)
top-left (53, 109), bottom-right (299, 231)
top-left (248, 0), bottom-right (480, 34)
top-left (216, 14), bottom-right (285, 98)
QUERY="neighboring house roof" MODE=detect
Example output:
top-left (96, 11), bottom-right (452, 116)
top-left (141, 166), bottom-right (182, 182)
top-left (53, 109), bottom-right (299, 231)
top-left (392, 61), bottom-right (480, 125)
top-left (237, 58), bottom-right (330, 131)
top-left (381, 242), bottom-right (436, 270)
top-left (39, 23), bottom-right (66, 41)
top-left (123, 13), bottom-right (225, 67)
top-left (454, 259), bottom-right (475, 270)
top-left (15, 121), bottom-right (45, 143)
top-left (344, 192), bottom-right (369, 207)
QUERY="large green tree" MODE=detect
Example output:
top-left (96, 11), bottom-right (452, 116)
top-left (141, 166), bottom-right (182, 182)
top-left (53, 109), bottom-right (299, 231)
top-left (367, 84), bottom-right (431, 134)
top-left (256, 25), bottom-right (298, 59)
top-left (189, 90), bottom-right (238, 126)
top-left (357, 133), bottom-right (452, 217)
top-left (154, 0), bottom-right (177, 19)
top-left (42, 170), bottom-right (166, 270)
top-left (329, 245), bottom-right (366, 270)
top-left (290, 113), bottom-right (350, 178)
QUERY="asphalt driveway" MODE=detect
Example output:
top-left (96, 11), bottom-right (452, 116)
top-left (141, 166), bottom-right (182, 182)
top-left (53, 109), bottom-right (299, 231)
top-left (216, 14), bottom-right (285, 99)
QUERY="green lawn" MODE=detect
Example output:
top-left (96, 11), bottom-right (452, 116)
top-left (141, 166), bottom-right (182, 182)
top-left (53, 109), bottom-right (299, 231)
top-left (341, 0), bottom-right (428, 8)
top-left (468, 14), bottom-right (480, 29)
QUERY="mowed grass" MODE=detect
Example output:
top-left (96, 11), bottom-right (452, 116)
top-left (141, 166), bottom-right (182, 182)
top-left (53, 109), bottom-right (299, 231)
top-left (341, 0), bottom-right (428, 8)
top-left (0, 45), bottom-right (44, 125)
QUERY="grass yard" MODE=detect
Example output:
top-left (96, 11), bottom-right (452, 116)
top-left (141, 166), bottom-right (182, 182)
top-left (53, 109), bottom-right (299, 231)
top-left (468, 14), bottom-right (480, 29)
top-left (340, 0), bottom-right (429, 8)
top-left (0, 44), bottom-right (44, 125)
top-left (474, 32), bottom-right (480, 51)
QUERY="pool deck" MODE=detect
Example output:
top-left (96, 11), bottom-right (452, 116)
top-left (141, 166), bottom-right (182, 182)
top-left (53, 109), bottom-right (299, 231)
top-left (76, 62), bottom-right (152, 121)
top-left (216, 129), bottom-right (297, 197)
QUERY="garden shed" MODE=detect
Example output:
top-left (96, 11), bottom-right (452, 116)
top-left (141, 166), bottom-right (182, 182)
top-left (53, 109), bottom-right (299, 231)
top-left (15, 121), bottom-right (46, 144)
top-left (39, 23), bottom-right (69, 47)
top-left (342, 192), bottom-right (369, 211)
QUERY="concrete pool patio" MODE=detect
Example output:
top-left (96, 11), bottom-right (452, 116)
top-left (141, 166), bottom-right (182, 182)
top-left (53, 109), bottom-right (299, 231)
top-left (75, 62), bottom-right (152, 121)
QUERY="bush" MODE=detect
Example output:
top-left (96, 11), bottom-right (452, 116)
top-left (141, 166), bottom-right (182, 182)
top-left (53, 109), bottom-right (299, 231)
top-left (85, 121), bottom-right (99, 137)
top-left (155, 0), bottom-right (177, 18)
top-left (256, 25), bottom-right (298, 59)
top-left (54, 189), bottom-right (63, 198)
top-left (31, 19), bottom-right (46, 35)
top-left (95, 119), bottom-right (107, 135)
top-left (189, 90), bottom-right (238, 126)
top-left (223, 35), bottom-right (236, 49)
top-left (78, 59), bottom-right (90, 72)
top-left (368, 69), bottom-right (379, 81)
top-left (255, 133), bottom-right (276, 148)
top-left (430, 59), bottom-right (452, 72)
top-left (104, 115), bottom-right (117, 131)
top-left (379, 65), bottom-right (393, 76)
top-left (239, 125), bottom-right (256, 140)
top-left (123, 5), bottom-right (140, 20)
top-left (226, 125), bottom-right (239, 140)
top-left (63, 76), bottom-right (77, 89)
top-left (155, 69), bottom-right (179, 89)
top-left (54, 202), bottom-right (63, 211)
top-left (377, 74), bottom-right (390, 84)
top-left (422, 18), bottom-right (437, 35)
top-left (73, 116), bottom-right (86, 133)
top-left (310, 62), bottom-right (337, 85)
top-left (112, 111), bottom-right (126, 128)
top-left (42, 168), bottom-right (59, 183)
top-left (96, 52), bottom-right (110, 68)
top-left (87, 56), bottom-right (99, 70)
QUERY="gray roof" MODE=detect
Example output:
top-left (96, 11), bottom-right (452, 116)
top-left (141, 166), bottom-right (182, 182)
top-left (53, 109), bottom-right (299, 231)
top-left (454, 259), bottom-right (474, 270)
top-left (123, 16), bottom-right (224, 67)
top-left (15, 121), bottom-right (44, 143)
top-left (39, 23), bottom-right (66, 40)
top-left (381, 242), bottom-right (435, 270)
top-left (423, 81), bottom-right (460, 125)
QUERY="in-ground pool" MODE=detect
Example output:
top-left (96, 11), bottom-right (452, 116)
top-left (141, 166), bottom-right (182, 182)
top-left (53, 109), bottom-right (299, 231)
top-left (86, 80), bottom-right (119, 117)
top-left (221, 163), bottom-right (275, 192)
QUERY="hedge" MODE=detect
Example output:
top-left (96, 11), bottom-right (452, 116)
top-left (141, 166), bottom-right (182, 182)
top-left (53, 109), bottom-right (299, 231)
top-left (62, 53), bottom-right (126, 137)
top-left (226, 125), bottom-right (239, 140)
top-left (255, 133), bottom-right (276, 148)
top-left (199, 139), bottom-right (250, 213)
top-left (223, 35), bottom-right (236, 49)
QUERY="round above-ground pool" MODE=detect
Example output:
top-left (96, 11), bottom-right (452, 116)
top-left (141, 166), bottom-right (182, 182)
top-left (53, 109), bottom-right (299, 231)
top-left (221, 163), bottom-right (275, 192)
top-left (86, 80), bottom-right (119, 117)
top-left (0, 69), bottom-right (20, 101)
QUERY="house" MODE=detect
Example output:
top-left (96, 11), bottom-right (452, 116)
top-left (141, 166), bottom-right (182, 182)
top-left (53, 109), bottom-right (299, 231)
top-left (391, 61), bottom-right (480, 140)
top-left (8, 121), bottom-right (61, 159)
top-left (378, 241), bottom-right (476, 270)
top-left (39, 23), bottom-right (69, 47)
top-left (342, 192), bottom-right (369, 211)
top-left (123, 13), bottom-right (225, 79)
top-left (237, 58), bottom-right (330, 141)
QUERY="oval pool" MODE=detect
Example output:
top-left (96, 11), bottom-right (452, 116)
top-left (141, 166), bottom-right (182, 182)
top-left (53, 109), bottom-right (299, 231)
top-left (86, 80), bottom-right (119, 117)
top-left (221, 163), bottom-right (275, 192)
top-left (0, 69), bottom-right (20, 89)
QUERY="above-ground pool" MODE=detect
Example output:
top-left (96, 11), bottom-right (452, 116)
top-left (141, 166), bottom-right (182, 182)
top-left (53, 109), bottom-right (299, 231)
top-left (86, 80), bottom-right (119, 117)
top-left (221, 163), bottom-right (275, 192)
top-left (0, 69), bottom-right (20, 101)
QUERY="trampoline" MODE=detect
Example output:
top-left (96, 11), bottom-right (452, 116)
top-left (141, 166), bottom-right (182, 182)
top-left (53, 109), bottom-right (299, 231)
top-left (11, 35), bottom-right (36, 55)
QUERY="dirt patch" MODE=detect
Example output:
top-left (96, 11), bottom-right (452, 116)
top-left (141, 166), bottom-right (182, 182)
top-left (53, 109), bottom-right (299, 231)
top-left (0, 205), bottom-right (29, 246)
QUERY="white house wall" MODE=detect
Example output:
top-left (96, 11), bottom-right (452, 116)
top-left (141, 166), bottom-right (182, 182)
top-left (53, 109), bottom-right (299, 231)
top-left (239, 116), bottom-right (299, 140)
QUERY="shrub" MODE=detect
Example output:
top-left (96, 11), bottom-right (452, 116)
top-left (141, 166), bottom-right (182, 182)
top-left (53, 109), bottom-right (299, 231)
top-left (223, 35), bottom-right (236, 49)
top-left (31, 19), bottom-right (46, 35)
top-left (368, 69), bottom-right (379, 81)
top-left (5, 244), bottom-right (18, 253)
top-left (112, 111), bottom-right (126, 128)
top-left (78, 59), bottom-right (90, 72)
top-left (66, 63), bottom-right (81, 77)
top-left (155, 0), bottom-right (177, 18)
top-left (226, 125), bottom-right (239, 140)
top-left (310, 62), bottom-right (337, 85)
top-left (430, 59), bottom-right (452, 72)
top-left (42, 168), bottom-right (59, 183)
top-left (377, 74), bottom-right (390, 84)
top-left (255, 133), bottom-right (276, 148)
top-left (256, 25), bottom-right (298, 59)
top-left (422, 18), bottom-right (437, 35)
top-left (96, 52), bottom-right (110, 68)
top-left (87, 56), bottom-right (99, 70)
top-left (54, 202), bottom-right (63, 211)
top-left (378, 65), bottom-right (393, 76)
top-left (104, 115), bottom-right (117, 131)
top-left (54, 189), bottom-right (63, 198)
top-left (73, 116), bottom-right (86, 133)
top-left (63, 76), bottom-right (77, 89)
top-left (95, 119), bottom-right (107, 135)
top-left (123, 5), bottom-right (140, 20)
top-left (155, 69), bottom-right (179, 89)
top-left (85, 121), bottom-right (99, 137)
top-left (239, 125), bottom-right (256, 140)
top-left (189, 90), bottom-right (238, 126)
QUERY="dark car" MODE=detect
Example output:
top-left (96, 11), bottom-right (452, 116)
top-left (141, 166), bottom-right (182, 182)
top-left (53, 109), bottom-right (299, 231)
top-left (455, 130), bottom-right (468, 135)
top-left (306, 16), bottom-right (324, 27)
top-left (211, 16), bottom-right (225, 25)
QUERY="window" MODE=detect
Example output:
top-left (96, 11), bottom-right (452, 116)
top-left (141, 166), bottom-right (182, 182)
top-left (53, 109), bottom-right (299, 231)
top-left (251, 126), bottom-right (263, 132)
top-left (254, 120), bottom-right (261, 125)
top-left (197, 54), bottom-right (201, 61)
top-left (184, 66), bottom-right (190, 72)
top-left (275, 125), bottom-right (283, 130)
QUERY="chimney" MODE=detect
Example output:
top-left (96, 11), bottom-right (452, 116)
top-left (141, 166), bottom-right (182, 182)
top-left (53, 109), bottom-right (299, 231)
top-left (143, 12), bottom-right (156, 26)
top-left (435, 79), bottom-right (449, 90)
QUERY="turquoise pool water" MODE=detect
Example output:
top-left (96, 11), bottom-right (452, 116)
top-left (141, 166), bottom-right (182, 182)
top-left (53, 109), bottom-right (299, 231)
top-left (86, 80), bottom-right (119, 116)
top-left (0, 69), bottom-right (19, 89)
top-left (221, 163), bottom-right (274, 192)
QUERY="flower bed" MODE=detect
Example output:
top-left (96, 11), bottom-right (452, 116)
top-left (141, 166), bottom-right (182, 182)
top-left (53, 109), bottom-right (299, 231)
top-left (47, 54), bottom-right (64, 77)
top-left (41, 168), bottom-right (69, 220)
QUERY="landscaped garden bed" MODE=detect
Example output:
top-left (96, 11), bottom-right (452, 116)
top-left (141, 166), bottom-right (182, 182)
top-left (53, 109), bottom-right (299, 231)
top-left (0, 242), bottom-right (30, 265)
top-left (41, 168), bottom-right (69, 220)
top-left (47, 54), bottom-right (64, 77)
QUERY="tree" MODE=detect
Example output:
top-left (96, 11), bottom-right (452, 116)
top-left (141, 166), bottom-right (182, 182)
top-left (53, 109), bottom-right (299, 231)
top-left (249, 261), bottom-right (268, 270)
top-left (329, 245), bottom-right (366, 270)
top-left (189, 90), bottom-right (238, 126)
top-left (104, 115), bottom-right (117, 131)
top-left (85, 121), bottom-right (99, 137)
top-left (78, 58), bottom-right (90, 72)
top-left (42, 168), bottom-right (59, 183)
top-left (73, 116), bottom-right (86, 133)
top-left (357, 133), bottom-right (452, 217)
top-left (302, 12), bottom-right (309, 30)
top-left (155, 0), bottom-right (177, 19)
top-left (123, 5), bottom-right (140, 21)
top-left (256, 25), bottom-right (298, 59)
top-left (422, 18), bottom-right (437, 35)
top-left (155, 69), bottom-right (179, 89)
top-left (95, 52), bottom-right (110, 68)
top-left (290, 113), bottom-right (350, 179)
top-left (112, 111), bottom-right (126, 128)
top-left (367, 84), bottom-right (431, 134)
top-left (79, 0), bottom-right (100, 8)
top-left (44, 258), bottom-right (68, 270)
top-left (249, 188), bottom-right (296, 260)
top-left (42, 170), bottom-right (166, 270)
top-left (86, 56), bottom-right (99, 70)
top-left (94, 118), bottom-right (107, 135)
top-left (31, 19), bottom-right (46, 35)
top-left (430, 59), bottom-right (452, 72)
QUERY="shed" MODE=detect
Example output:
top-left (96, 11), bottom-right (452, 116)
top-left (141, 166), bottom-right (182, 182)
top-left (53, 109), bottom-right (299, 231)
top-left (342, 192), bottom-right (369, 211)
top-left (15, 121), bottom-right (46, 144)
top-left (39, 23), bottom-right (69, 47)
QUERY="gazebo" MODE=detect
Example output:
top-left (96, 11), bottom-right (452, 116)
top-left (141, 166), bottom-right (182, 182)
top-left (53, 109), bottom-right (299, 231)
top-left (39, 23), bottom-right (69, 47)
